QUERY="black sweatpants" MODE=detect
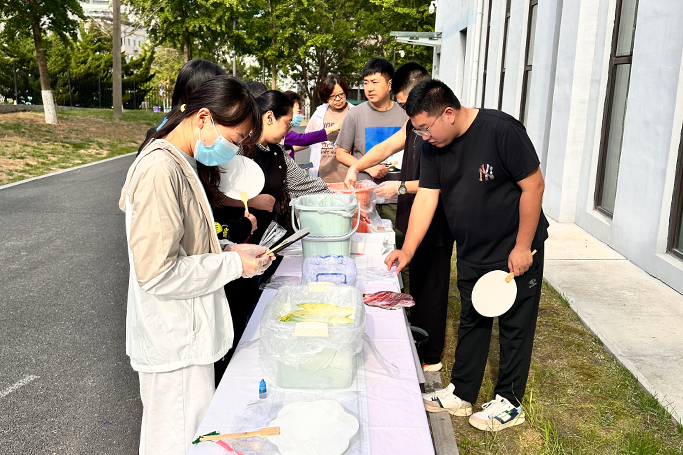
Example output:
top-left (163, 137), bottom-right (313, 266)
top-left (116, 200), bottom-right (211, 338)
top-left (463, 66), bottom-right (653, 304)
top-left (407, 241), bottom-right (454, 365)
top-left (450, 245), bottom-right (544, 407)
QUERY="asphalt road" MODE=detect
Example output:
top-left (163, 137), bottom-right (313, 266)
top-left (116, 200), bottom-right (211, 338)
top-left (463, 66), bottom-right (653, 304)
top-left (0, 155), bottom-right (140, 455)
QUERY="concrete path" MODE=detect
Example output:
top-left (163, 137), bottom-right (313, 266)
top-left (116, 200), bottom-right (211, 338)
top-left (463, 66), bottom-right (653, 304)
top-left (543, 221), bottom-right (683, 424)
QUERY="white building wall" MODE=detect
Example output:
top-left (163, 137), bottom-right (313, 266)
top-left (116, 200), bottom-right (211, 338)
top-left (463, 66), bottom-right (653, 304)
top-left (483, 0), bottom-right (505, 109)
top-left (524, 0), bottom-right (563, 171)
top-left (433, 0), bottom-right (683, 294)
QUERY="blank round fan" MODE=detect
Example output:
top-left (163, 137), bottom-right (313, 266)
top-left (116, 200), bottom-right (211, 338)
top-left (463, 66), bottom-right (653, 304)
top-left (471, 270), bottom-right (518, 317)
top-left (267, 400), bottom-right (359, 455)
top-left (471, 250), bottom-right (537, 317)
top-left (218, 155), bottom-right (265, 199)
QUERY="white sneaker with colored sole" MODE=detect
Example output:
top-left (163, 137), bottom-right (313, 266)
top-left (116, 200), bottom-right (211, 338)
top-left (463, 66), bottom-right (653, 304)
top-left (422, 362), bottom-right (443, 372)
top-left (422, 383), bottom-right (473, 416)
top-left (468, 394), bottom-right (525, 432)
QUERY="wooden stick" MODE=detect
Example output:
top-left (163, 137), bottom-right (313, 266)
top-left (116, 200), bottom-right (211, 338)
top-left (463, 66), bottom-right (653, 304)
top-left (505, 250), bottom-right (537, 283)
top-left (240, 191), bottom-right (249, 215)
top-left (199, 427), bottom-right (280, 442)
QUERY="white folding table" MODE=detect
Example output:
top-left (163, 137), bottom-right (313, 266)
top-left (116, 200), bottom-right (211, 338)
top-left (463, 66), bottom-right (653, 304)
top-left (186, 252), bottom-right (434, 455)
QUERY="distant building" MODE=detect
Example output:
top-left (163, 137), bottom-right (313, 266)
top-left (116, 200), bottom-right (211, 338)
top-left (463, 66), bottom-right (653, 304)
top-left (80, 0), bottom-right (148, 60)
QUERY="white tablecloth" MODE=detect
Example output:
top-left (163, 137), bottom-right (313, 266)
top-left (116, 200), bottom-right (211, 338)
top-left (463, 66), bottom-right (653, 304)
top-left (187, 254), bottom-right (434, 455)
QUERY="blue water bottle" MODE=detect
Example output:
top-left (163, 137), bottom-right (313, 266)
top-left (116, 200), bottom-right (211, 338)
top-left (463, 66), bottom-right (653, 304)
top-left (259, 379), bottom-right (267, 399)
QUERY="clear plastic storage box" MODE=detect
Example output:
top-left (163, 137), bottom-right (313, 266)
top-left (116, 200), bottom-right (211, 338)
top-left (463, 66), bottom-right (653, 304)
top-left (259, 283), bottom-right (366, 389)
top-left (301, 255), bottom-right (358, 286)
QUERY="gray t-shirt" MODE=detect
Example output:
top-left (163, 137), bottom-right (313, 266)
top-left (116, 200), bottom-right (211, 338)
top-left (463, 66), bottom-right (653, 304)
top-left (335, 101), bottom-right (407, 203)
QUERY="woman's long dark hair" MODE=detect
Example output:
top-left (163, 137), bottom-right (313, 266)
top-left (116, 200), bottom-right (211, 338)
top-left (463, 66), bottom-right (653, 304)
top-left (243, 90), bottom-right (293, 158)
top-left (140, 59), bottom-right (226, 153)
top-left (173, 59), bottom-right (226, 106)
top-left (153, 75), bottom-right (263, 205)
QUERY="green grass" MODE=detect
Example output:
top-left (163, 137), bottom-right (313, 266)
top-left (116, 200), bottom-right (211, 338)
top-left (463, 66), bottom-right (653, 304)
top-left (58, 108), bottom-right (166, 123)
top-left (440, 254), bottom-right (683, 455)
top-left (0, 109), bottom-right (164, 185)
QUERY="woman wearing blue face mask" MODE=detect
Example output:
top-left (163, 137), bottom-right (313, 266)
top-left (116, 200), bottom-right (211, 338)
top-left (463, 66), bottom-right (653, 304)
top-left (282, 90), bottom-right (342, 159)
top-left (119, 75), bottom-right (275, 455)
top-left (139, 59), bottom-right (259, 245)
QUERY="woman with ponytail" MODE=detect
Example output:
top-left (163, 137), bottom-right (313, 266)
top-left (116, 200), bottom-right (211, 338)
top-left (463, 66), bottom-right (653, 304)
top-left (119, 74), bottom-right (275, 455)
top-left (138, 59), bottom-right (258, 244)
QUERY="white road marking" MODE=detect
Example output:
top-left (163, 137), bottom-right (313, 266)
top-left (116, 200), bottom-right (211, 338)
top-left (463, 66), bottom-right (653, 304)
top-left (0, 375), bottom-right (39, 399)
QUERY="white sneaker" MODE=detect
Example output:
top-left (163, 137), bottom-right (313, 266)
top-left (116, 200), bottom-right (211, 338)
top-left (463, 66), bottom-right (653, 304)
top-left (422, 362), bottom-right (443, 372)
top-left (468, 394), bottom-right (525, 432)
top-left (422, 383), bottom-right (473, 416)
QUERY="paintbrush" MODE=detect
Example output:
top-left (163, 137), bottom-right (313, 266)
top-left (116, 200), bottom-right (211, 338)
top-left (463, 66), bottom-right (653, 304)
top-left (192, 427), bottom-right (280, 444)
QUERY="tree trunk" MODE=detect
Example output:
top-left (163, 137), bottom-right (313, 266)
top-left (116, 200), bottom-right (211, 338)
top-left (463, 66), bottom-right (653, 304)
top-left (183, 39), bottom-right (192, 62)
top-left (271, 61), bottom-right (277, 90)
top-left (181, 5), bottom-right (192, 63)
top-left (31, 18), bottom-right (57, 124)
top-left (112, 0), bottom-right (122, 118)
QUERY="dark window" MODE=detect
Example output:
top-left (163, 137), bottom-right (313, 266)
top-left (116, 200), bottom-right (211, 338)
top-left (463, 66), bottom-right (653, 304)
top-left (498, 0), bottom-right (511, 110)
top-left (520, 0), bottom-right (538, 126)
top-left (595, 0), bottom-right (639, 216)
top-left (457, 28), bottom-right (467, 99)
top-left (669, 129), bottom-right (683, 259)
top-left (481, 0), bottom-right (494, 108)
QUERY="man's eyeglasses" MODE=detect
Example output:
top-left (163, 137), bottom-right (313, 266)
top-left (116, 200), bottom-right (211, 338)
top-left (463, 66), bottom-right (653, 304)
top-left (330, 93), bottom-right (346, 101)
top-left (412, 110), bottom-right (445, 138)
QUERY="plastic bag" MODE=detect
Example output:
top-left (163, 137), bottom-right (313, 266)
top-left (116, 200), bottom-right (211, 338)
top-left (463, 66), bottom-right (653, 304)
top-left (259, 284), bottom-right (366, 389)
top-left (290, 193), bottom-right (358, 218)
top-left (326, 181), bottom-right (385, 212)
top-left (302, 255), bottom-right (357, 286)
top-left (259, 221), bottom-right (287, 249)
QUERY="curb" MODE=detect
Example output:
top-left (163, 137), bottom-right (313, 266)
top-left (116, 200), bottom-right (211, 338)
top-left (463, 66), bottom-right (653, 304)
top-left (0, 153), bottom-right (136, 191)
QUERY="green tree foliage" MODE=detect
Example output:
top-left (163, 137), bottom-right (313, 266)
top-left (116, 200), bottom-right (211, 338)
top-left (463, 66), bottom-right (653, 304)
top-left (0, 0), bottom-right (84, 122)
top-left (123, 0), bottom-right (434, 106)
top-left (0, 33), bottom-right (42, 104)
top-left (0, 23), bottom-right (154, 108)
top-left (232, 0), bottom-right (435, 105)
top-left (123, 0), bottom-right (239, 63)
top-left (228, 0), bottom-right (298, 89)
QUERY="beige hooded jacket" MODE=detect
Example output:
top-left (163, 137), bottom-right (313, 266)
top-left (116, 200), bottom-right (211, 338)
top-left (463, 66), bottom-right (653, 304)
top-left (119, 139), bottom-right (241, 373)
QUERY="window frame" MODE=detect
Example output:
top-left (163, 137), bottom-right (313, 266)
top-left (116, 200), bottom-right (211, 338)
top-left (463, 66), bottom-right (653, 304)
top-left (481, 0), bottom-right (494, 108)
top-left (519, 0), bottom-right (538, 125)
top-left (498, 0), bottom-right (512, 111)
top-left (668, 128), bottom-right (683, 259)
top-left (594, 0), bottom-right (637, 217)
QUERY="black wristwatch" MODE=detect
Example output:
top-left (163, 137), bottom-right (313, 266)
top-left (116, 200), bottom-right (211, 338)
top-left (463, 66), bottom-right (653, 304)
top-left (398, 181), bottom-right (407, 195)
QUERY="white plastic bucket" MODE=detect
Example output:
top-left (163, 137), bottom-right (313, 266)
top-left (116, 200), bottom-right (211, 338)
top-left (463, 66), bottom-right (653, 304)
top-left (291, 194), bottom-right (360, 258)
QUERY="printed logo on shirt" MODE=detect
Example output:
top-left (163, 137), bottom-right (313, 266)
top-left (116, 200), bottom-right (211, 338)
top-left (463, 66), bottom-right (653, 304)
top-left (215, 222), bottom-right (229, 239)
top-left (528, 278), bottom-right (538, 289)
top-left (479, 164), bottom-right (495, 181)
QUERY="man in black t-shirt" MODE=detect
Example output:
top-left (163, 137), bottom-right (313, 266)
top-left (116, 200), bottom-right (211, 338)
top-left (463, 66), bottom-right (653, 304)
top-left (385, 80), bottom-right (548, 433)
top-left (344, 63), bottom-right (453, 373)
